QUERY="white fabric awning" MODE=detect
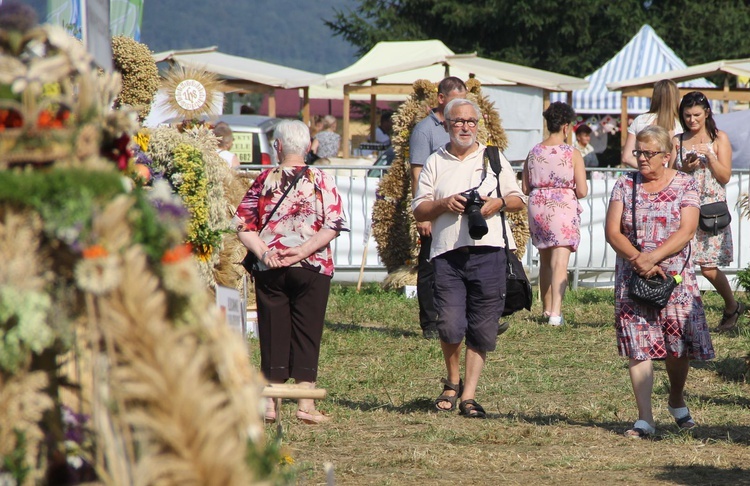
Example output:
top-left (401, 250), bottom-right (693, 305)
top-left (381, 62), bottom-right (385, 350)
top-left (324, 40), bottom-right (456, 87)
top-left (324, 40), bottom-right (588, 92)
top-left (152, 47), bottom-right (325, 89)
top-left (448, 56), bottom-right (588, 92)
top-left (551, 25), bottom-right (714, 114)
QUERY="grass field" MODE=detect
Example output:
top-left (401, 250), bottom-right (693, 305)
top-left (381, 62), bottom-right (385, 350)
top-left (253, 284), bottom-right (750, 485)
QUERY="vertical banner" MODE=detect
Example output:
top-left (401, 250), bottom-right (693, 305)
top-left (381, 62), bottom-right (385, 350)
top-left (82, 0), bottom-right (113, 71)
top-left (110, 0), bottom-right (144, 41)
top-left (47, 0), bottom-right (145, 42)
top-left (47, 0), bottom-right (83, 38)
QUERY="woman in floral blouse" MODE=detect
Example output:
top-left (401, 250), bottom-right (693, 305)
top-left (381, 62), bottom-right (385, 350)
top-left (234, 120), bottom-right (348, 424)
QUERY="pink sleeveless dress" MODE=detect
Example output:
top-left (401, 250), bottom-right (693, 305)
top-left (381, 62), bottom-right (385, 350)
top-left (525, 143), bottom-right (582, 251)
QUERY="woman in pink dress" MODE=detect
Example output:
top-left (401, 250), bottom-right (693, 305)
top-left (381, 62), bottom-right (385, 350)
top-left (522, 102), bottom-right (588, 326)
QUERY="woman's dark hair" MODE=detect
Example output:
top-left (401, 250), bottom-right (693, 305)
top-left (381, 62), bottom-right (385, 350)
top-left (575, 124), bottom-right (592, 135)
top-left (679, 91), bottom-right (718, 141)
top-left (543, 102), bottom-right (576, 133)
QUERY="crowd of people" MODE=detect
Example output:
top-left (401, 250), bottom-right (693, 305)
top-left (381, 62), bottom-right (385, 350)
top-left (233, 78), bottom-right (743, 436)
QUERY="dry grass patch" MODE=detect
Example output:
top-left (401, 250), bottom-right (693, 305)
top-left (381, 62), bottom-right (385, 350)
top-left (252, 285), bottom-right (750, 485)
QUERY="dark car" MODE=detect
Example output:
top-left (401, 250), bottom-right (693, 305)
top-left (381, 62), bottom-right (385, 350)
top-left (367, 147), bottom-right (395, 177)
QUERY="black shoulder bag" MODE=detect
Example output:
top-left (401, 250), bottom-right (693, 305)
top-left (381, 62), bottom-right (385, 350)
top-left (485, 147), bottom-right (533, 316)
top-left (679, 134), bottom-right (731, 235)
top-left (240, 167), bottom-right (308, 274)
top-left (626, 173), bottom-right (690, 309)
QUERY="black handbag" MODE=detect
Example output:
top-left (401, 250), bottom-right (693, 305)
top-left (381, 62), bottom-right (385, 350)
top-left (486, 146), bottom-right (533, 316)
top-left (626, 174), bottom-right (690, 310)
top-left (240, 167), bottom-right (308, 274)
top-left (502, 243), bottom-right (533, 316)
top-left (678, 135), bottom-right (731, 236)
top-left (698, 201), bottom-right (731, 235)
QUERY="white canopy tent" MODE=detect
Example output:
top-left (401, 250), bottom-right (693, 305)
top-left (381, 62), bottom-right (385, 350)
top-left (324, 40), bottom-right (588, 160)
top-left (551, 25), bottom-right (714, 119)
top-left (152, 47), bottom-right (325, 124)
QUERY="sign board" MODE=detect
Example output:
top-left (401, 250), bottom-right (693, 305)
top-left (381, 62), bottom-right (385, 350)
top-left (232, 132), bottom-right (255, 164)
top-left (81, 0), bottom-right (113, 71)
top-left (216, 285), bottom-right (247, 337)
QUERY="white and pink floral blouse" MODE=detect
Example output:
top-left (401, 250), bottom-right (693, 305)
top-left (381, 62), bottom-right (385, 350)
top-left (234, 166), bottom-right (348, 277)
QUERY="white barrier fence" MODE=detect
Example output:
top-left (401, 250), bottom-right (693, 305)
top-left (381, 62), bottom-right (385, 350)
top-left (239, 166), bottom-right (750, 290)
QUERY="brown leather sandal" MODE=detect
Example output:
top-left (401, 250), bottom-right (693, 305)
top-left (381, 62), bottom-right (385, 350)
top-left (433, 378), bottom-right (463, 412)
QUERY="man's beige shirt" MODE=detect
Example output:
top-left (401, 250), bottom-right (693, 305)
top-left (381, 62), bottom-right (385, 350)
top-left (412, 143), bottom-right (526, 260)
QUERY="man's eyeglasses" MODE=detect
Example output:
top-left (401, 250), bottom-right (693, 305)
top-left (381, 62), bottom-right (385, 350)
top-left (447, 118), bottom-right (478, 128)
top-left (632, 150), bottom-right (665, 160)
top-left (273, 139), bottom-right (280, 151)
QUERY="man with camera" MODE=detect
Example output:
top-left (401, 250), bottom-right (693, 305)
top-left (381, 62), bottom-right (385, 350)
top-left (412, 98), bottom-right (525, 418)
top-left (410, 77), bottom-right (468, 340)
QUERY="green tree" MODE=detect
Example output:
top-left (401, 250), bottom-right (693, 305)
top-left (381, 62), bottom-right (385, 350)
top-left (325, 0), bottom-right (750, 78)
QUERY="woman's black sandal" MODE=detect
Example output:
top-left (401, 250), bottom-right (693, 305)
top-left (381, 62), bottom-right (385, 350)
top-left (717, 301), bottom-right (745, 332)
top-left (434, 378), bottom-right (462, 412)
top-left (458, 399), bottom-right (486, 419)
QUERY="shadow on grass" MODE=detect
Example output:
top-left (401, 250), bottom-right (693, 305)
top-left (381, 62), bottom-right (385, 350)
top-left (331, 397), bottom-right (750, 444)
top-left (691, 357), bottom-right (749, 383)
top-left (334, 397), bottom-right (433, 414)
top-left (492, 412), bottom-right (750, 445)
top-left (653, 464), bottom-right (750, 485)
top-left (325, 321), bottom-right (421, 339)
top-left (691, 392), bottom-right (750, 409)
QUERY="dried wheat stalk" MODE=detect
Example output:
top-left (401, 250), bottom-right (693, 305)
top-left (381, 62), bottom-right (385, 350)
top-left (84, 198), bottom-right (264, 485)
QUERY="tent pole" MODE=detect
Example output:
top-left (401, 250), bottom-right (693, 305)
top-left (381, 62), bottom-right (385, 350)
top-left (302, 87), bottom-right (310, 125)
top-left (542, 90), bottom-right (550, 138)
top-left (343, 86), bottom-right (351, 158)
top-left (370, 92), bottom-right (377, 142)
top-left (268, 89), bottom-right (276, 118)
top-left (565, 90), bottom-right (573, 144)
top-left (723, 76), bottom-right (730, 114)
top-left (620, 93), bottom-right (628, 149)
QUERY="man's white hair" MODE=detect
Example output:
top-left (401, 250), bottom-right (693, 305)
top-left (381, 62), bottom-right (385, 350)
top-left (444, 98), bottom-right (481, 121)
top-left (274, 119), bottom-right (310, 156)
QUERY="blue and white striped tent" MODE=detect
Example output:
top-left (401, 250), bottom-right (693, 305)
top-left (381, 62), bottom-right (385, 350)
top-left (552, 25), bottom-right (714, 114)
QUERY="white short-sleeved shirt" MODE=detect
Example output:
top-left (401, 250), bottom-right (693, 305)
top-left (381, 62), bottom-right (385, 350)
top-left (412, 144), bottom-right (526, 260)
top-left (627, 113), bottom-right (683, 136)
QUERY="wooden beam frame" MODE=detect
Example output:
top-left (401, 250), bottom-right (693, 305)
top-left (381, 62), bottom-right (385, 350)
top-left (618, 78), bottom-right (750, 149)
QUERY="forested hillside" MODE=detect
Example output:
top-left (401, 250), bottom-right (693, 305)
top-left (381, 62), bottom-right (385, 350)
top-left (22, 0), bottom-right (358, 73)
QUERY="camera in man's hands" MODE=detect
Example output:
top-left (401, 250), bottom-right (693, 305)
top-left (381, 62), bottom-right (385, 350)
top-left (459, 188), bottom-right (488, 240)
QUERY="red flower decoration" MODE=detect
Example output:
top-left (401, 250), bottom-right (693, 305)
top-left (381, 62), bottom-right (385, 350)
top-left (102, 133), bottom-right (133, 171)
top-left (161, 243), bottom-right (193, 263)
top-left (82, 244), bottom-right (108, 259)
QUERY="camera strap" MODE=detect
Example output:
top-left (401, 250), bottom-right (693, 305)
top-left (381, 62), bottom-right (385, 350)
top-left (484, 145), bottom-right (513, 254)
top-left (483, 145), bottom-right (502, 197)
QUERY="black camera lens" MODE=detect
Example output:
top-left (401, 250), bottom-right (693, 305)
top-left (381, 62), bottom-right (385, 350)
top-left (461, 189), bottom-right (488, 239)
top-left (467, 210), bottom-right (488, 239)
